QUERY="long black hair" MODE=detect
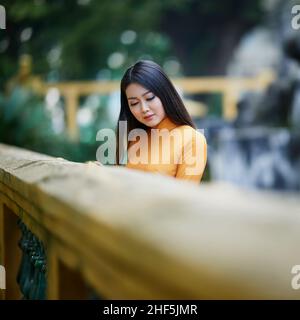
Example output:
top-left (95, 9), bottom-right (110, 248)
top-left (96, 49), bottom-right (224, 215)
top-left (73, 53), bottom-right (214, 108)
top-left (116, 60), bottom-right (196, 165)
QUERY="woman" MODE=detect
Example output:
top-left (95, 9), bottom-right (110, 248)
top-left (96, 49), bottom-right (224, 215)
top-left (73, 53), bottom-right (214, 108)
top-left (116, 60), bottom-right (207, 184)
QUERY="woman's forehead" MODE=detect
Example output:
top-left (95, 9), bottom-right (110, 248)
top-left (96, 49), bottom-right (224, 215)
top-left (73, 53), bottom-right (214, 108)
top-left (125, 83), bottom-right (151, 98)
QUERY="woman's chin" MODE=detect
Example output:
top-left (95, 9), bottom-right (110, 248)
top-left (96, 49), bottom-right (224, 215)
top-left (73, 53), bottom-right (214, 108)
top-left (143, 117), bottom-right (159, 127)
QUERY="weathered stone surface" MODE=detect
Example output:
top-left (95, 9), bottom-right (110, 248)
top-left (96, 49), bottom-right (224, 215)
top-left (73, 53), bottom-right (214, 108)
top-left (1, 143), bottom-right (300, 299)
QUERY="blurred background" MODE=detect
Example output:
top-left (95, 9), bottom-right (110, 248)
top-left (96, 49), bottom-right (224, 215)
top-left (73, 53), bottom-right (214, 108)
top-left (0, 0), bottom-right (299, 191)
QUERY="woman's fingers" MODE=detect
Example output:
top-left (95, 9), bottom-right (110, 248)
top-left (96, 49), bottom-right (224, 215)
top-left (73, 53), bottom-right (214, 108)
top-left (85, 161), bottom-right (103, 166)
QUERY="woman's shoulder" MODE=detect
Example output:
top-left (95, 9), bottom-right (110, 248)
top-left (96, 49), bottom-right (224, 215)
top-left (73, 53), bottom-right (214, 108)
top-left (177, 124), bottom-right (196, 131)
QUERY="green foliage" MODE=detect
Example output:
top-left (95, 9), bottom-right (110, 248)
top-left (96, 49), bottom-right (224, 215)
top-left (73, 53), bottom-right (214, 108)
top-left (0, 0), bottom-right (265, 167)
top-left (0, 87), bottom-right (99, 162)
top-left (1, 0), bottom-right (176, 82)
top-left (0, 0), bottom-right (264, 83)
top-left (206, 93), bottom-right (222, 117)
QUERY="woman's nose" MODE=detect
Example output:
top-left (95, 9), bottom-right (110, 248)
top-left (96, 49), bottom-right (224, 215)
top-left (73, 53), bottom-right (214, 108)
top-left (140, 100), bottom-right (150, 113)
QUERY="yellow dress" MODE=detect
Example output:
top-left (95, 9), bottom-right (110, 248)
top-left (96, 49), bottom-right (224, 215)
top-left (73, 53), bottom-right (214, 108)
top-left (126, 117), bottom-right (207, 183)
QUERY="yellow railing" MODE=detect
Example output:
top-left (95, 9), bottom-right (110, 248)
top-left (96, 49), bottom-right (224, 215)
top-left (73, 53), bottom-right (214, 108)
top-left (35, 70), bottom-right (275, 141)
top-left (0, 143), bottom-right (299, 299)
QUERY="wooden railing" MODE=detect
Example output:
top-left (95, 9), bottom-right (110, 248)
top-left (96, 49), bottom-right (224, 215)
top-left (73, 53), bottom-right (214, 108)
top-left (36, 70), bottom-right (275, 141)
top-left (0, 143), bottom-right (299, 299)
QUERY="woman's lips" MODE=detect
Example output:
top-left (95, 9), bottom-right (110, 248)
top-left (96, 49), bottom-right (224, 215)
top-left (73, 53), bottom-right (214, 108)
top-left (144, 114), bottom-right (154, 120)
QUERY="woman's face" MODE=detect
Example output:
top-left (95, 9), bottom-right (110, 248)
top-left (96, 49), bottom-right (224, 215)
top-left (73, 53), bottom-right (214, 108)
top-left (125, 83), bottom-right (166, 127)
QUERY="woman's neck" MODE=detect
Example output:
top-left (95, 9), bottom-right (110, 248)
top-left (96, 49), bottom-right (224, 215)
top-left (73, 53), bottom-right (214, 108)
top-left (151, 117), bottom-right (178, 130)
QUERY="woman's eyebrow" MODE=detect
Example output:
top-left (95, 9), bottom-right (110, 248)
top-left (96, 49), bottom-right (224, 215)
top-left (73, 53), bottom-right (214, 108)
top-left (128, 90), bottom-right (151, 100)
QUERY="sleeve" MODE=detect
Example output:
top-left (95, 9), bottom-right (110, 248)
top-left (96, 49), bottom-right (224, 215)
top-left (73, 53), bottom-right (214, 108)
top-left (175, 130), bottom-right (207, 184)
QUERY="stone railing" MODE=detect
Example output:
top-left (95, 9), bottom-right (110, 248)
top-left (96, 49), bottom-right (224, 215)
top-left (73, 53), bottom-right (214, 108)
top-left (0, 143), bottom-right (299, 299)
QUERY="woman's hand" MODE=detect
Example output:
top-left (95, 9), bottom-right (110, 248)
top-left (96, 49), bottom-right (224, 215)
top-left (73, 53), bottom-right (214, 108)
top-left (85, 161), bottom-right (103, 167)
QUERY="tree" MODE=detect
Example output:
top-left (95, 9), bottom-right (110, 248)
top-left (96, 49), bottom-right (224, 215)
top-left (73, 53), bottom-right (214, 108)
top-left (1, 0), bottom-right (264, 85)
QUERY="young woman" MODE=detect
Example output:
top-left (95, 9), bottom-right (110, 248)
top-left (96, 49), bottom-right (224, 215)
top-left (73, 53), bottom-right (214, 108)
top-left (116, 60), bottom-right (207, 184)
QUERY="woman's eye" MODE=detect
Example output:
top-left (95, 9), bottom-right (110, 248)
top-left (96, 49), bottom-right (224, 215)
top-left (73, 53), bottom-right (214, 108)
top-left (130, 102), bottom-right (138, 107)
top-left (146, 96), bottom-right (155, 101)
